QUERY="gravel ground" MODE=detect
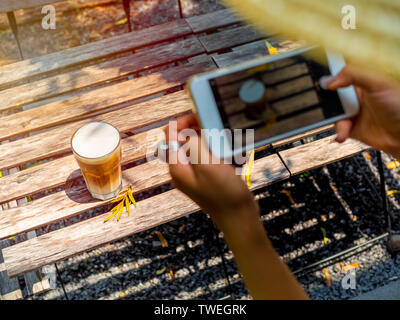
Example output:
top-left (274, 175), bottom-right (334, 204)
top-left (1, 1), bottom-right (399, 300)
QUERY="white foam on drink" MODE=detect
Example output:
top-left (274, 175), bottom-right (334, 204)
top-left (72, 122), bottom-right (120, 158)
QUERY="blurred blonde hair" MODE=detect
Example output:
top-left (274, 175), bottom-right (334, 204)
top-left (222, 0), bottom-right (400, 79)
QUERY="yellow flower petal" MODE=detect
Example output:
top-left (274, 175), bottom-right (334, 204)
top-left (343, 262), bottom-right (359, 271)
top-left (110, 194), bottom-right (126, 203)
top-left (104, 202), bottom-right (123, 223)
top-left (280, 189), bottom-right (297, 206)
top-left (265, 40), bottom-right (278, 55)
top-left (128, 187), bottom-right (137, 208)
top-left (387, 161), bottom-right (400, 170)
top-left (323, 268), bottom-right (331, 286)
top-left (115, 18), bottom-right (128, 26)
top-left (156, 267), bottom-right (166, 275)
top-left (116, 202), bottom-right (124, 222)
top-left (125, 196), bottom-right (130, 216)
top-left (154, 231), bottom-right (168, 248)
top-left (245, 150), bottom-right (255, 187)
top-left (320, 227), bottom-right (328, 245)
top-left (387, 190), bottom-right (400, 197)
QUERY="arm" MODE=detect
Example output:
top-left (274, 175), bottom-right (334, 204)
top-left (218, 203), bottom-right (309, 299)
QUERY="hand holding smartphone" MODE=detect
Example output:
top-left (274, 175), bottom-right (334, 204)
top-left (188, 46), bottom-right (359, 161)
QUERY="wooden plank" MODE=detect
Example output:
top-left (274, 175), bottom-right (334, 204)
top-left (0, 0), bottom-right (59, 12)
top-left (0, 19), bottom-right (192, 89)
top-left (185, 8), bottom-right (240, 33)
top-left (199, 25), bottom-right (274, 53)
top-left (0, 239), bottom-right (23, 300)
top-left (212, 39), bottom-right (304, 67)
top-left (271, 124), bottom-right (334, 148)
top-left (0, 92), bottom-right (194, 203)
top-left (0, 57), bottom-right (214, 142)
top-left (279, 136), bottom-right (369, 175)
top-left (212, 40), bottom-right (269, 67)
top-left (0, 1), bottom-right (117, 28)
top-left (2, 153), bottom-right (289, 277)
top-left (20, 231), bottom-right (51, 296)
top-left (0, 37), bottom-right (205, 112)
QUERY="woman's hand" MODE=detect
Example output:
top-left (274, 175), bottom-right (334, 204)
top-left (164, 114), bottom-right (260, 232)
top-left (328, 66), bottom-right (400, 159)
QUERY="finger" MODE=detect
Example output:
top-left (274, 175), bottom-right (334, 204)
top-left (328, 65), bottom-right (387, 92)
top-left (176, 113), bottom-right (201, 133)
top-left (168, 147), bottom-right (198, 193)
top-left (164, 116), bottom-right (199, 194)
top-left (335, 119), bottom-right (353, 143)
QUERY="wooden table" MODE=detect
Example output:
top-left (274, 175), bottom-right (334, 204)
top-left (0, 8), bottom-right (369, 299)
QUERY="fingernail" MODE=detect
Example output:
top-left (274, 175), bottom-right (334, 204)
top-left (319, 75), bottom-right (336, 90)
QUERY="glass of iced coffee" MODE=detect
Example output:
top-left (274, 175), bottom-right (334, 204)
top-left (71, 122), bottom-right (122, 200)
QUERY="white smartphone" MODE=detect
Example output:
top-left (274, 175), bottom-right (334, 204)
top-left (188, 46), bottom-right (359, 161)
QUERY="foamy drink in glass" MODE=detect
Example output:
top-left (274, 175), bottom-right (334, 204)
top-left (71, 122), bottom-right (122, 200)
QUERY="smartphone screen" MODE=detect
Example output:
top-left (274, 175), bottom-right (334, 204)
top-left (208, 47), bottom-right (344, 147)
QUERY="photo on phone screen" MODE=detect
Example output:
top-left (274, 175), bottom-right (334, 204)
top-left (208, 47), bottom-right (344, 147)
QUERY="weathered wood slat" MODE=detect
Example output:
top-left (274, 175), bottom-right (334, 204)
top-left (212, 40), bottom-right (269, 67)
top-left (0, 238), bottom-right (23, 300)
top-left (0, 57), bottom-right (214, 142)
top-left (0, 1), bottom-right (117, 28)
top-left (0, 0), bottom-right (59, 12)
top-left (0, 160), bottom-right (170, 240)
top-left (212, 39), bottom-right (304, 67)
top-left (0, 92), bottom-right (193, 204)
top-left (20, 231), bottom-right (51, 296)
top-left (0, 37), bottom-right (205, 112)
top-left (279, 136), bottom-right (369, 175)
top-left (199, 25), bottom-right (273, 53)
top-left (0, 90), bottom-right (193, 172)
top-left (185, 8), bottom-right (240, 33)
top-left (0, 19), bottom-right (192, 89)
top-left (2, 153), bottom-right (289, 277)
